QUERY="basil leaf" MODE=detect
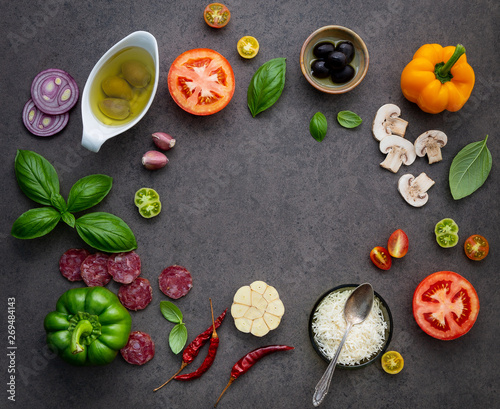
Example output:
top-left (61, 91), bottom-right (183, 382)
top-left (310, 112), bottom-right (328, 142)
top-left (61, 212), bottom-right (76, 228)
top-left (247, 58), bottom-right (286, 117)
top-left (449, 135), bottom-right (492, 200)
top-left (337, 110), bottom-right (362, 128)
top-left (14, 150), bottom-right (60, 206)
top-left (67, 174), bottom-right (113, 213)
top-left (75, 212), bottom-right (137, 253)
top-left (50, 192), bottom-right (67, 213)
top-left (160, 301), bottom-right (183, 324)
top-left (11, 207), bottom-right (61, 239)
top-left (169, 323), bottom-right (188, 355)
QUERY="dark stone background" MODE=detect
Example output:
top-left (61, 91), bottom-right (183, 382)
top-left (0, 1), bottom-right (498, 408)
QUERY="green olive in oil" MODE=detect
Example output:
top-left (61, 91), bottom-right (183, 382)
top-left (89, 46), bottom-right (155, 126)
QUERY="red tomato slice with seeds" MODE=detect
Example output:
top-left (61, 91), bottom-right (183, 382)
top-left (168, 48), bottom-right (235, 116)
top-left (370, 246), bottom-right (392, 270)
top-left (464, 234), bottom-right (489, 261)
top-left (413, 271), bottom-right (479, 340)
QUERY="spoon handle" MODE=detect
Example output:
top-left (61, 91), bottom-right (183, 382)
top-left (312, 323), bottom-right (352, 407)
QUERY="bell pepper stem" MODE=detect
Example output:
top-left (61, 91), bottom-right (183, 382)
top-left (435, 44), bottom-right (466, 83)
top-left (70, 319), bottom-right (93, 355)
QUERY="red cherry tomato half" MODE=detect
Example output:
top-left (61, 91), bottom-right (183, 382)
top-left (464, 234), bottom-right (489, 261)
top-left (203, 3), bottom-right (231, 28)
top-left (168, 48), bottom-right (235, 116)
top-left (370, 246), bottom-right (392, 270)
top-left (413, 271), bottom-right (480, 340)
top-left (387, 229), bottom-right (409, 258)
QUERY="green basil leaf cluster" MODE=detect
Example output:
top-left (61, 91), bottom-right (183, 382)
top-left (160, 301), bottom-right (188, 354)
top-left (11, 150), bottom-right (137, 253)
top-left (310, 112), bottom-right (328, 142)
top-left (449, 135), bottom-right (492, 200)
top-left (247, 58), bottom-right (286, 117)
top-left (337, 110), bottom-right (362, 128)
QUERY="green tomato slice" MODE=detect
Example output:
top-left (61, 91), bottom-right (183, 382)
top-left (134, 188), bottom-right (161, 218)
top-left (434, 218), bottom-right (459, 248)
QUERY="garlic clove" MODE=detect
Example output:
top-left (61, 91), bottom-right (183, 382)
top-left (142, 150), bottom-right (168, 170)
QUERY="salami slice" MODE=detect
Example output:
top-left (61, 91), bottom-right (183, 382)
top-left (158, 265), bottom-right (193, 299)
top-left (80, 253), bottom-right (111, 287)
top-left (118, 277), bottom-right (153, 311)
top-left (59, 248), bottom-right (90, 281)
top-left (108, 251), bottom-right (141, 284)
top-left (120, 331), bottom-right (155, 365)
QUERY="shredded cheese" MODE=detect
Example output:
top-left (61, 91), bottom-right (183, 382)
top-left (311, 289), bottom-right (387, 366)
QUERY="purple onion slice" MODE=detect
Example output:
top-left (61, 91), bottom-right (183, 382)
top-left (22, 99), bottom-right (69, 137)
top-left (30, 68), bottom-right (79, 115)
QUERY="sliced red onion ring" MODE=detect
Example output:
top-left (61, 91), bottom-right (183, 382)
top-left (22, 99), bottom-right (69, 137)
top-left (31, 68), bottom-right (79, 115)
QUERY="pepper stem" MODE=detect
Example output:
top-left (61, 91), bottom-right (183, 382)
top-left (435, 44), bottom-right (466, 83)
top-left (214, 377), bottom-right (236, 407)
top-left (70, 319), bottom-right (94, 355)
top-left (153, 361), bottom-right (188, 392)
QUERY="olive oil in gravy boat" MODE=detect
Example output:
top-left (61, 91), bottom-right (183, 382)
top-left (81, 31), bottom-right (159, 152)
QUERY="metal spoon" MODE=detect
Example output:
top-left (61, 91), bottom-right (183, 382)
top-left (312, 283), bottom-right (374, 407)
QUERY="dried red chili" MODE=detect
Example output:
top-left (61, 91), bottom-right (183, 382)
top-left (153, 306), bottom-right (227, 391)
top-left (175, 298), bottom-right (219, 381)
top-left (214, 344), bottom-right (294, 407)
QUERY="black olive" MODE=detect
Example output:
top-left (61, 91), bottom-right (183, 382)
top-left (311, 60), bottom-right (330, 78)
top-left (330, 65), bottom-right (356, 83)
top-left (313, 42), bottom-right (335, 59)
top-left (325, 51), bottom-right (347, 70)
top-left (336, 41), bottom-right (355, 64)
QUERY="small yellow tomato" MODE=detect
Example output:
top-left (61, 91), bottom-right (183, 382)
top-left (237, 36), bottom-right (260, 59)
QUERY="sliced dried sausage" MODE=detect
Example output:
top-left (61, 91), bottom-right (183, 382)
top-left (158, 265), bottom-right (193, 299)
top-left (120, 331), bottom-right (155, 365)
top-left (59, 248), bottom-right (90, 282)
top-left (80, 253), bottom-right (111, 287)
top-left (118, 277), bottom-right (153, 311)
top-left (107, 251), bottom-right (141, 284)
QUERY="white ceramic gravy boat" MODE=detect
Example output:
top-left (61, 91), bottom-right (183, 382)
top-left (81, 31), bottom-right (159, 152)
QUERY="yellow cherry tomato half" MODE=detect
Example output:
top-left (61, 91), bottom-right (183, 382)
top-left (237, 36), bottom-right (260, 59)
top-left (381, 351), bottom-right (404, 374)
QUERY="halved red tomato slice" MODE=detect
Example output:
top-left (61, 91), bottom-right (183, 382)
top-left (387, 229), bottom-right (409, 258)
top-left (413, 271), bottom-right (479, 340)
top-left (167, 48), bottom-right (235, 116)
top-left (370, 246), bottom-right (392, 270)
top-left (464, 234), bottom-right (489, 261)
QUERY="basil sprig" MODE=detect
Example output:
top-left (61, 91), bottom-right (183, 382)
top-left (310, 112), bottom-right (328, 142)
top-left (11, 150), bottom-right (137, 253)
top-left (449, 135), bottom-right (492, 200)
top-left (337, 110), bottom-right (362, 128)
top-left (160, 301), bottom-right (188, 354)
top-left (247, 58), bottom-right (286, 117)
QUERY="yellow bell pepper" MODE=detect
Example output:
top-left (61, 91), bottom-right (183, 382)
top-left (400, 44), bottom-right (475, 114)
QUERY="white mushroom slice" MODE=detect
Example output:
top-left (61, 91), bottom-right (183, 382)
top-left (379, 135), bottom-right (416, 173)
top-left (233, 285), bottom-right (251, 306)
top-left (263, 286), bottom-right (279, 303)
top-left (234, 317), bottom-right (252, 333)
top-left (414, 130), bottom-right (448, 164)
top-left (372, 103), bottom-right (409, 141)
top-left (398, 173), bottom-right (435, 207)
top-left (231, 303), bottom-right (250, 319)
top-left (244, 306), bottom-right (264, 320)
top-left (250, 280), bottom-right (268, 294)
top-left (250, 317), bottom-right (270, 337)
top-left (263, 312), bottom-right (281, 330)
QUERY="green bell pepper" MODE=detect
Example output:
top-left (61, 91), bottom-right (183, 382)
top-left (44, 286), bottom-right (131, 366)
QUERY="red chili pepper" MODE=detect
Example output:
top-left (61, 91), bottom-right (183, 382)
top-left (153, 306), bottom-right (227, 392)
top-left (174, 298), bottom-right (219, 381)
top-left (214, 345), bottom-right (294, 407)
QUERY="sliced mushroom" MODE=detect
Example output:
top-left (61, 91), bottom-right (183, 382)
top-left (398, 173), bottom-right (435, 207)
top-left (372, 104), bottom-right (409, 141)
top-left (414, 130), bottom-right (448, 164)
top-left (379, 135), bottom-right (416, 173)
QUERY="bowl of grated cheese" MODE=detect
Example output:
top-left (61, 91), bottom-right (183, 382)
top-left (309, 284), bottom-right (393, 368)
